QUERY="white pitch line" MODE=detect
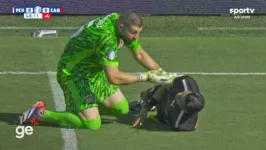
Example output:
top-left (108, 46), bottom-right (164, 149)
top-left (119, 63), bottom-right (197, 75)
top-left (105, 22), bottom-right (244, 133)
top-left (1, 26), bottom-right (266, 31)
top-left (2, 26), bottom-right (266, 31)
top-left (0, 26), bottom-right (79, 30)
top-left (197, 27), bottom-right (266, 31)
top-left (0, 71), bottom-right (56, 75)
top-left (47, 74), bottom-right (78, 150)
top-left (1, 71), bottom-right (266, 76)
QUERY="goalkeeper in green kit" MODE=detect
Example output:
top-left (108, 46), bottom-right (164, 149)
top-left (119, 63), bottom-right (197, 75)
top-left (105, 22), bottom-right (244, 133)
top-left (18, 11), bottom-right (174, 131)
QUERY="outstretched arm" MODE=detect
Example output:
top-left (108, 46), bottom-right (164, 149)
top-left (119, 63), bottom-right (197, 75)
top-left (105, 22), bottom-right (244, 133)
top-left (99, 37), bottom-right (170, 85)
top-left (104, 65), bottom-right (141, 85)
top-left (99, 37), bottom-right (147, 85)
top-left (104, 65), bottom-right (170, 85)
top-left (127, 39), bottom-right (160, 70)
top-left (134, 47), bottom-right (160, 70)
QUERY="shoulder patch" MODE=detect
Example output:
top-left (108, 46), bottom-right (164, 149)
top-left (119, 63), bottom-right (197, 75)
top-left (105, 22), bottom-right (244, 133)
top-left (107, 50), bottom-right (116, 60)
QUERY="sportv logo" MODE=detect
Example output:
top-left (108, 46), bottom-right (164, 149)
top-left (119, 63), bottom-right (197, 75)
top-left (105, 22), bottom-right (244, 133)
top-left (229, 8), bottom-right (255, 15)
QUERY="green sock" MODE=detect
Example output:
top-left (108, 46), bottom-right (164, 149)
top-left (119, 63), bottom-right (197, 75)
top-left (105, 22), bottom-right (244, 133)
top-left (99, 98), bottom-right (129, 116)
top-left (98, 104), bottom-right (116, 115)
top-left (40, 110), bottom-right (85, 128)
top-left (82, 118), bottom-right (101, 131)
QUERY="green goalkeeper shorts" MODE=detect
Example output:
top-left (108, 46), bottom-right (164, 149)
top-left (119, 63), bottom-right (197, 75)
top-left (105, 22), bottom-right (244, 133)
top-left (57, 70), bottom-right (119, 113)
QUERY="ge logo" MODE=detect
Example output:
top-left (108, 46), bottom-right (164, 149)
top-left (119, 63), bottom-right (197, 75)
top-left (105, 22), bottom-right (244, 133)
top-left (15, 126), bottom-right (34, 139)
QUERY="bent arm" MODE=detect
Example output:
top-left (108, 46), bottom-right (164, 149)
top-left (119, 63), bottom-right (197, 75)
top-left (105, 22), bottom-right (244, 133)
top-left (104, 65), bottom-right (141, 85)
top-left (142, 85), bottom-right (168, 110)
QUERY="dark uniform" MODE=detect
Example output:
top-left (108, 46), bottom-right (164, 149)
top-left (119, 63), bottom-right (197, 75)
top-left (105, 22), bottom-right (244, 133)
top-left (131, 75), bottom-right (203, 131)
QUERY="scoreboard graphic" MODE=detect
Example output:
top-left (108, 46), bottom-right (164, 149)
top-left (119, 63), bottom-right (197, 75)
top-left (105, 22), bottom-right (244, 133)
top-left (12, 6), bottom-right (64, 19)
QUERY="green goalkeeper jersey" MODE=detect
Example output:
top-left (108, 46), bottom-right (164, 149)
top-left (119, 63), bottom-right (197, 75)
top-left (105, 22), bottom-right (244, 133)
top-left (58, 12), bottom-right (141, 77)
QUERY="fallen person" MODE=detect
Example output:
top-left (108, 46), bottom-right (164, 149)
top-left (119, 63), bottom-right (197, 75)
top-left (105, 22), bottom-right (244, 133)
top-left (130, 75), bottom-right (205, 131)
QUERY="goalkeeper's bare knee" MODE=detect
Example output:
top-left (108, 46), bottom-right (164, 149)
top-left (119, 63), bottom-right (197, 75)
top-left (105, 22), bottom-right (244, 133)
top-left (79, 107), bottom-right (102, 131)
top-left (103, 90), bottom-right (129, 115)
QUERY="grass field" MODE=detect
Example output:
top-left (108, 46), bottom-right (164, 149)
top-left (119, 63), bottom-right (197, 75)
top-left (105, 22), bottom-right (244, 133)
top-left (1, 34), bottom-right (266, 149)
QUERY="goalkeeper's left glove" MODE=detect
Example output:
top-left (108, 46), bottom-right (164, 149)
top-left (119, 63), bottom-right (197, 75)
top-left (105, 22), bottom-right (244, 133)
top-left (148, 73), bottom-right (171, 84)
top-left (139, 68), bottom-right (163, 81)
top-left (139, 68), bottom-right (167, 81)
top-left (149, 68), bottom-right (181, 84)
top-left (138, 70), bottom-right (167, 83)
top-left (154, 68), bottom-right (167, 76)
top-left (149, 70), bottom-right (185, 84)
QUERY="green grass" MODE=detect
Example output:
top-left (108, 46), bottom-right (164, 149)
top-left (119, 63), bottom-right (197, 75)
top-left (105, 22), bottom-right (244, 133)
top-left (0, 36), bottom-right (265, 150)
top-left (0, 75), bottom-right (62, 149)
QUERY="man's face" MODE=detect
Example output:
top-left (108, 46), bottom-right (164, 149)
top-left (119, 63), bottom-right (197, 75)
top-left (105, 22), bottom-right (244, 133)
top-left (119, 24), bottom-right (142, 45)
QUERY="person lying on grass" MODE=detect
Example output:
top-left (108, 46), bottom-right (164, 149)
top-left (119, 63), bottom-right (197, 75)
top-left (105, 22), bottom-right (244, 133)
top-left (130, 75), bottom-right (205, 131)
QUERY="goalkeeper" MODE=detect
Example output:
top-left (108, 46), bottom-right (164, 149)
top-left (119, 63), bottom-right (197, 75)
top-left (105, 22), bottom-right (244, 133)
top-left (18, 11), bottom-right (171, 131)
top-left (130, 75), bottom-right (205, 131)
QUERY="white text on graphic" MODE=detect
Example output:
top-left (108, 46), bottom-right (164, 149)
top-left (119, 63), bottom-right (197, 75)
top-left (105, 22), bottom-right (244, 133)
top-left (229, 8), bottom-right (255, 19)
top-left (15, 126), bottom-right (33, 139)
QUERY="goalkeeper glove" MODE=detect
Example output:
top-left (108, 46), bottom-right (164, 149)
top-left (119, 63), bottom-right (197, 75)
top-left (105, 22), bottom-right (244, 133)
top-left (149, 73), bottom-right (170, 84)
top-left (154, 68), bottom-right (167, 76)
top-left (139, 72), bottom-right (170, 84)
top-left (139, 68), bottom-right (166, 81)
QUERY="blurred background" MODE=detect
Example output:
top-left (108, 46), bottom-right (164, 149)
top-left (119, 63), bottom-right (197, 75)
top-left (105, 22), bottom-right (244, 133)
top-left (1, 0), bottom-right (266, 37)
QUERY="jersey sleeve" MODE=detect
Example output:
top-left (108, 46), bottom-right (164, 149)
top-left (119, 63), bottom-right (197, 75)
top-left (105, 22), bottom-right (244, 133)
top-left (126, 38), bottom-right (141, 51)
top-left (97, 36), bottom-right (119, 66)
top-left (143, 85), bottom-right (165, 110)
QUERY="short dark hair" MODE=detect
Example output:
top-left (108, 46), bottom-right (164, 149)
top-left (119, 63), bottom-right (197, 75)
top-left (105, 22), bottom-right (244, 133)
top-left (119, 10), bottom-right (143, 27)
top-left (184, 93), bottom-right (205, 113)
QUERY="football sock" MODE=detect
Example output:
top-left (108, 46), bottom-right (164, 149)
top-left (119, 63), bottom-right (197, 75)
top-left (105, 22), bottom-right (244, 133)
top-left (98, 98), bottom-right (129, 116)
top-left (39, 110), bottom-right (101, 130)
top-left (82, 118), bottom-right (101, 131)
top-left (38, 110), bottom-right (84, 129)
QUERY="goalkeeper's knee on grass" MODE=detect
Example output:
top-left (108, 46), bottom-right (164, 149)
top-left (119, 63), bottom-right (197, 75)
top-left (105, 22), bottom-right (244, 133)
top-left (110, 98), bottom-right (129, 115)
top-left (38, 110), bottom-right (102, 131)
top-left (99, 98), bottom-right (129, 116)
top-left (79, 98), bottom-right (129, 130)
top-left (82, 118), bottom-right (102, 131)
